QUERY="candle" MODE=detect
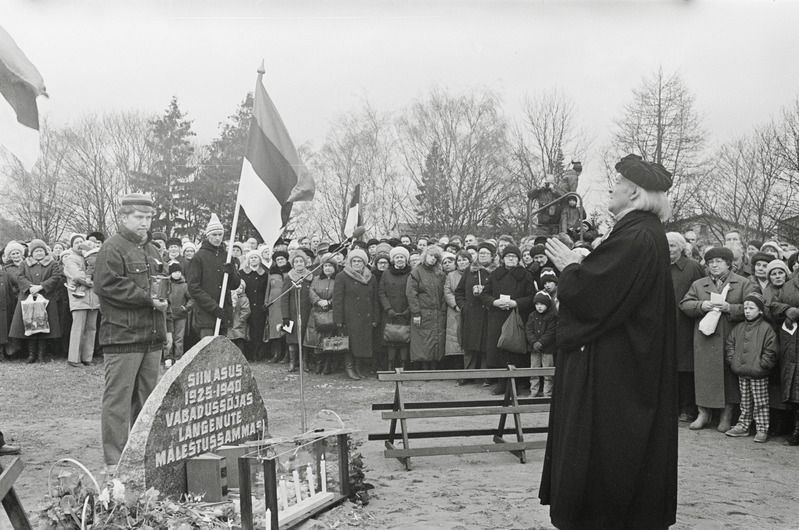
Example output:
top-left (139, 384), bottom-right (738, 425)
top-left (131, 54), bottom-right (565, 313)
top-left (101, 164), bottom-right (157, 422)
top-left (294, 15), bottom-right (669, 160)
top-left (265, 508), bottom-right (272, 530)
top-left (292, 469), bottom-right (303, 502)
top-left (306, 464), bottom-right (315, 495)
top-left (320, 455), bottom-right (327, 492)
top-left (279, 479), bottom-right (288, 510)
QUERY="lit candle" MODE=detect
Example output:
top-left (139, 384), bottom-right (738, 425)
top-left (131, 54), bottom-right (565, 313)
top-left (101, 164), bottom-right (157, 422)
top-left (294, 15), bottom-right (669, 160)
top-left (306, 464), bottom-right (315, 495)
top-left (292, 469), bottom-right (303, 502)
top-left (320, 455), bottom-right (327, 492)
top-left (279, 478), bottom-right (288, 510)
top-left (265, 508), bottom-right (272, 530)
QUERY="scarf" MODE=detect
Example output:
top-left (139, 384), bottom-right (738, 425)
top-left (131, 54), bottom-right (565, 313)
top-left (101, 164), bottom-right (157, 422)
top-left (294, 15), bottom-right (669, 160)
top-left (25, 254), bottom-right (53, 267)
top-left (389, 264), bottom-right (411, 276)
top-left (287, 267), bottom-right (313, 284)
top-left (344, 264), bottom-right (372, 285)
top-left (709, 269), bottom-right (731, 290)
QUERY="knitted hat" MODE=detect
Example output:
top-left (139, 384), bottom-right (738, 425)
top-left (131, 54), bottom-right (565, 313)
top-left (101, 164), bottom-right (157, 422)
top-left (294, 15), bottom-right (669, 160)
top-left (69, 233), bottom-right (85, 248)
top-left (766, 259), bottom-right (790, 279)
top-left (748, 240), bottom-right (763, 250)
top-left (205, 213), bottom-right (224, 235)
top-left (761, 240), bottom-right (784, 259)
top-left (347, 248), bottom-right (369, 266)
top-left (442, 251), bottom-right (456, 262)
top-left (501, 245), bottom-right (522, 260)
top-left (169, 262), bottom-right (183, 274)
top-left (86, 231), bottom-right (105, 242)
top-left (389, 245), bottom-right (410, 262)
top-left (615, 154), bottom-right (672, 191)
top-left (28, 239), bottom-right (48, 255)
top-left (478, 241), bottom-right (496, 255)
top-left (232, 241), bottom-right (244, 253)
top-left (743, 292), bottom-right (765, 313)
top-left (376, 242), bottom-right (393, 256)
top-left (540, 269), bottom-right (558, 285)
top-left (182, 241), bottom-right (196, 253)
top-left (533, 236), bottom-right (548, 246)
top-left (120, 192), bottom-right (154, 209)
top-left (367, 238), bottom-right (380, 247)
top-left (245, 249), bottom-right (262, 264)
top-left (749, 252), bottom-right (774, 268)
top-left (533, 291), bottom-right (552, 309)
top-left (289, 247), bottom-right (314, 265)
top-left (531, 244), bottom-right (546, 258)
top-left (704, 247), bottom-right (734, 265)
top-left (3, 241), bottom-right (25, 261)
top-left (319, 252), bottom-right (338, 266)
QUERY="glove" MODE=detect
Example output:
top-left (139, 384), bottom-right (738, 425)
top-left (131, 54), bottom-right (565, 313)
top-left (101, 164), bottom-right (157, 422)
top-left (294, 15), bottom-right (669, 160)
top-left (533, 342), bottom-right (543, 352)
top-left (213, 307), bottom-right (224, 319)
top-left (225, 262), bottom-right (239, 277)
top-left (283, 318), bottom-right (291, 326)
top-left (786, 307), bottom-right (799, 321)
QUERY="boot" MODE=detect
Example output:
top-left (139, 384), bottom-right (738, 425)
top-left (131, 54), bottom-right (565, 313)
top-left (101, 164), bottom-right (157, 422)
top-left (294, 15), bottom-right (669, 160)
top-left (37, 339), bottom-right (48, 363)
top-left (323, 357), bottom-right (334, 375)
top-left (690, 406), bottom-right (711, 430)
top-left (786, 411), bottom-right (799, 446)
top-left (303, 353), bottom-right (313, 373)
top-left (345, 354), bottom-right (360, 380)
top-left (25, 341), bottom-right (36, 364)
top-left (717, 404), bottom-right (735, 433)
top-left (353, 358), bottom-right (366, 379)
top-left (288, 348), bottom-right (298, 373)
top-left (315, 355), bottom-right (325, 374)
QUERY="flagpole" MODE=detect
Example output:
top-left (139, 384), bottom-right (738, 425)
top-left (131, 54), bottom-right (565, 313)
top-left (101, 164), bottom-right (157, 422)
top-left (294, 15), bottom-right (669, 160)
top-left (214, 199), bottom-right (241, 337)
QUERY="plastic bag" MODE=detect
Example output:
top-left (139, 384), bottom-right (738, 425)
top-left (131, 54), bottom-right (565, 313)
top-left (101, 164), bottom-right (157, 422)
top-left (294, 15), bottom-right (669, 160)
top-left (698, 284), bottom-right (730, 337)
top-left (21, 294), bottom-right (50, 336)
top-left (497, 308), bottom-right (526, 354)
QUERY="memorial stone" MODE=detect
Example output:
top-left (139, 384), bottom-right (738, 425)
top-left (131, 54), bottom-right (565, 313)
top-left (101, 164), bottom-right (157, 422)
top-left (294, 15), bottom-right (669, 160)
top-left (116, 336), bottom-right (269, 498)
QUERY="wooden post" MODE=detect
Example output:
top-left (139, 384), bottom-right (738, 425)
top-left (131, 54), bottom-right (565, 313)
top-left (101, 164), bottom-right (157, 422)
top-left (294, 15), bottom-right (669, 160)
top-left (0, 458), bottom-right (32, 530)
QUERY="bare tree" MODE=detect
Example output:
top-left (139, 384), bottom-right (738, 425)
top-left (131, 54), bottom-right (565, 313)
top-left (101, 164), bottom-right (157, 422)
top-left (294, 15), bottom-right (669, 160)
top-left (611, 68), bottom-right (708, 220)
top-left (696, 124), bottom-right (795, 241)
top-left (397, 88), bottom-right (511, 235)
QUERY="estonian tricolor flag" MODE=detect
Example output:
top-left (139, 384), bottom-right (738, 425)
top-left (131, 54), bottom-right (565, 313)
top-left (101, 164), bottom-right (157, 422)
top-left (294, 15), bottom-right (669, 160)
top-left (343, 184), bottom-right (362, 238)
top-left (237, 62), bottom-right (314, 246)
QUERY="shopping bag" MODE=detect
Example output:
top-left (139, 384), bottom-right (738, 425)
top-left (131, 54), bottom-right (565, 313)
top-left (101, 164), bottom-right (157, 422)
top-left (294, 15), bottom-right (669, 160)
top-left (21, 294), bottom-right (50, 336)
top-left (313, 309), bottom-right (337, 332)
top-left (698, 284), bottom-right (730, 337)
top-left (383, 323), bottom-right (411, 344)
top-left (497, 308), bottom-right (526, 354)
top-left (321, 335), bottom-right (349, 352)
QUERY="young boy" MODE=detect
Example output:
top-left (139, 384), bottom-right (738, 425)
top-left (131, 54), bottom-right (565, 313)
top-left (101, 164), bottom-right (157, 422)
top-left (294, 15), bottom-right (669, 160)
top-left (165, 262), bottom-right (191, 367)
top-left (724, 292), bottom-right (777, 442)
top-left (65, 240), bottom-right (97, 297)
top-left (540, 269), bottom-right (559, 311)
top-left (226, 280), bottom-right (250, 355)
top-left (525, 291), bottom-right (558, 397)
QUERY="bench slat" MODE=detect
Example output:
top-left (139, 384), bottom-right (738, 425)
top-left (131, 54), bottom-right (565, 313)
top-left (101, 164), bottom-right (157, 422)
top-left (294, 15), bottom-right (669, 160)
top-left (377, 368), bottom-right (554, 381)
top-left (384, 440), bottom-right (546, 458)
top-left (368, 426), bottom-right (548, 440)
top-left (372, 397), bottom-right (550, 411)
top-left (381, 404), bottom-right (550, 420)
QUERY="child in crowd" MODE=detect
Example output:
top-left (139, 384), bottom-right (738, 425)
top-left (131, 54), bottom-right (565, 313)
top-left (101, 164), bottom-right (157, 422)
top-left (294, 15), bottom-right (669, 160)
top-left (227, 280), bottom-right (250, 354)
top-left (65, 241), bottom-right (97, 297)
top-left (165, 262), bottom-right (191, 367)
top-left (526, 291), bottom-right (558, 397)
top-left (724, 293), bottom-right (777, 442)
top-left (540, 269), bottom-right (559, 311)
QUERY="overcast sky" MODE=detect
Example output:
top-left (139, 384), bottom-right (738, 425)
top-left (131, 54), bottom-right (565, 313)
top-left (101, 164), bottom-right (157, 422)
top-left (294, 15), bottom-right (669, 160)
top-left (2, 0), bottom-right (797, 208)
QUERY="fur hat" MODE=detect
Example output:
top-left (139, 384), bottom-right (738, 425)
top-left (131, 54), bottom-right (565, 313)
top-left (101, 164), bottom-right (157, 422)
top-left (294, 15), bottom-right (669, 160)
top-left (347, 248), bottom-right (369, 266)
top-left (750, 252), bottom-right (774, 268)
top-left (272, 250), bottom-right (290, 262)
top-left (531, 244), bottom-right (546, 258)
top-left (766, 259), bottom-right (790, 279)
top-left (533, 291), bottom-right (553, 309)
top-left (704, 247), bottom-right (734, 265)
top-left (87, 231), bottom-right (105, 242)
top-left (3, 241), bottom-right (25, 262)
top-left (743, 292), bottom-right (765, 313)
top-left (28, 239), bottom-right (48, 255)
top-left (478, 241), bottom-right (496, 255)
top-left (204, 213), bottom-right (224, 235)
top-left (389, 246), bottom-right (410, 262)
top-left (69, 233), bottom-right (86, 248)
top-left (501, 245), bottom-right (522, 260)
top-left (245, 249), bottom-right (263, 264)
top-left (375, 242), bottom-right (393, 256)
top-left (169, 261), bottom-right (183, 274)
top-left (166, 238), bottom-right (182, 249)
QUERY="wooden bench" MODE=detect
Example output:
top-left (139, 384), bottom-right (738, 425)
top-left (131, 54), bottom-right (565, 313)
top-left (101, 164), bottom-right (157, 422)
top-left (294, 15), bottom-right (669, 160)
top-left (369, 366), bottom-right (555, 470)
top-left (0, 458), bottom-right (32, 529)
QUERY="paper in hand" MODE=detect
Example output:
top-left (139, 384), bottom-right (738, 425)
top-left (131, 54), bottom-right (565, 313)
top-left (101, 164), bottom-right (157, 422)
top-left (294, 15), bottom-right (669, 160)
top-left (783, 321), bottom-right (797, 336)
top-left (710, 292), bottom-right (725, 305)
top-left (282, 320), bottom-right (295, 333)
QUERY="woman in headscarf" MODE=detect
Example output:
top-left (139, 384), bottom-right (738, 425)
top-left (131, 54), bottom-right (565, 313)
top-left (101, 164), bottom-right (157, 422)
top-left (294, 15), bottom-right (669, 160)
top-left (333, 248), bottom-right (379, 380)
top-left (9, 239), bottom-right (64, 363)
top-left (264, 249), bottom-right (291, 363)
top-left (443, 250), bottom-right (472, 366)
top-left (281, 248), bottom-right (314, 373)
top-left (379, 246), bottom-right (412, 371)
top-left (680, 246), bottom-right (754, 432)
top-left (241, 250), bottom-right (269, 362)
top-left (407, 245), bottom-right (446, 370)
top-left (480, 245), bottom-right (535, 395)
top-left (308, 254), bottom-right (338, 374)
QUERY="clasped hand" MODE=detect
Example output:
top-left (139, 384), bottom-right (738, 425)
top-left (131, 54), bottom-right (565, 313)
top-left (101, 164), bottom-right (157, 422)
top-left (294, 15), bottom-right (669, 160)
top-left (493, 299), bottom-right (517, 310)
top-left (701, 300), bottom-right (730, 313)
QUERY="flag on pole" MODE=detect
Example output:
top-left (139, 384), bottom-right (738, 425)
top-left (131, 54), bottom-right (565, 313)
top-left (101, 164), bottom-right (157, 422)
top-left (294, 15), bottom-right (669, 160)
top-left (237, 61), bottom-right (315, 246)
top-left (343, 184), bottom-right (362, 238)
top-left (0, 25), bottom-right (47, 171)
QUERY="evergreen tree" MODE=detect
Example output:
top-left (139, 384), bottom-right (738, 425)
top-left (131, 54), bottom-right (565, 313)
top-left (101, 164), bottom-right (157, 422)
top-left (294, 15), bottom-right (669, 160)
top-left (415, 141), bottom-right (450, 233)
top-left (129, 96), bottom-right (196, 236)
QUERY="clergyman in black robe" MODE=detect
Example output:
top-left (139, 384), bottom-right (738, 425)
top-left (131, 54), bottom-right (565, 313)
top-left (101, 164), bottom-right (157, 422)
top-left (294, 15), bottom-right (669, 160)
top-left (539, 154), bottom-right (678, 529)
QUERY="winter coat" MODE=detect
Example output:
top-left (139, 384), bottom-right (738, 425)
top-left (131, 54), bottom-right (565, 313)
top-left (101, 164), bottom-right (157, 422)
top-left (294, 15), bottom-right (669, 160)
top-left (226, 292), bottom-right (251, 341)
top-left (725, 317), bottom-right (777, 378)
top-left (479, 265), bottom-right (535, 367)
top-left (61, 249), bottom-right (101, 311)
top-left (759, 281), bottom-right (785, 407)
top-left (525, 308), bottom-right (557, 353)
top-left (0, 268), bottom-right (10, 344)
top-left (307, 274), bottom-right (335, 349)
top-left (670, 256), bottom-right (705, 372)
top-left (444, 270), bottom-right (464, 356)
top-left (770, 274), bottom-right (799, 402)
top-left (378, 265), bottom-right (411, 347)
top-left (9, 255), bottom-right (64, 339)
top-left (333, 269), bottom-right (378, 358)
top-left (540, 210), bottom-right (677, 530)
top-left (454, 263), bottom-right (495, 353)
top-left (187, 240), bottom-right (241, 331)
top-left (241, 266), bottom-right (268, 346)
top-left (281, 269), bottom-right (313, 346)
top-left (680, 271), bottom-right (754, 407)
top-left (3, 262), bottom-right (21, 327)
top-left (168, 277), bottom-right (191, 321)
top-left (264, 263), bottom-right (290, 341)
top-left (406, 263), bottom-right (446, 362)
top-left (94, 227), bottom-right (168, 352)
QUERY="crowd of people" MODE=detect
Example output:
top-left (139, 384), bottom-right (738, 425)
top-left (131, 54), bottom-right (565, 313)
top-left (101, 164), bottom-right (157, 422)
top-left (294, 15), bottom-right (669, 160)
top-left (3, 197), bottom-right (799, 447)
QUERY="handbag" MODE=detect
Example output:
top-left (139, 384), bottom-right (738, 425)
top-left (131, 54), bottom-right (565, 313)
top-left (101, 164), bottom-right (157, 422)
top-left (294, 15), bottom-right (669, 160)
top-left (383, 323), bottom-right (411, 344)
top-left (497, 308), bottom-right (526, 354)
top-left (322, 335), bottom-right (349, 352)
top-left (313, 309), bottom-right (336, 332)
top-left (21, 294), bottom-right (50, 336)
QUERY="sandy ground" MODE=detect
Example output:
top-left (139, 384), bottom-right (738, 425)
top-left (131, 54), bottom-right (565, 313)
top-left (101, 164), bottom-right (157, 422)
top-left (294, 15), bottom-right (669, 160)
top-left (2, 358), bottom-right (799, 529)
